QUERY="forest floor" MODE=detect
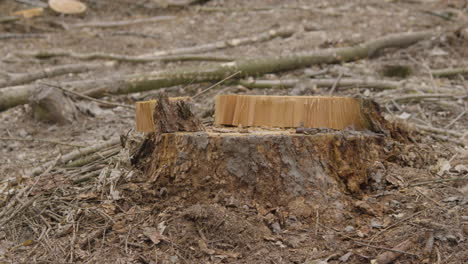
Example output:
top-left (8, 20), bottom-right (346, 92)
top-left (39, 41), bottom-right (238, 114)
top-left (0, 0), bottom-right (467, 263)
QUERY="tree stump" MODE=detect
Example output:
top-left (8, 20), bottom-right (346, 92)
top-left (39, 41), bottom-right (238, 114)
top-left (134, 95), bottom-right (407, 211)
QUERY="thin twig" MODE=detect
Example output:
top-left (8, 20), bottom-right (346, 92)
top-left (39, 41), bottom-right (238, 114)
top-left (389, 93), bottom-right (464, 103)
top-left (192, 71), bottom-right (242, 99)
top-left (0, 33), bottom-right (45, 40)
top-left (23, 27), bottom-right (294, 62)
top-left (29, 137), bottom-right (120, 176)
top-left (432, 67), bottom-right (468, 78)
top-left (352, 240), bottom-right (418, 257)
top-left (239, 77), bottom-right (401, 90)
top-left (0, 64), bottom-right (99, 88)
top-left (0, 137), bottom-right (86, 147)
top-left (444, 110), bottom-right (467, 129)
top-left (63, 16), bottom-right (175, 29)
top-left (329, 72), bottom-right (343, 95)
top-left (415, 124), bottom-right (464, 138)
top-left (370, 210), bottom-right (424, 241)
top-left (409, 176), bottom-right (468, 187)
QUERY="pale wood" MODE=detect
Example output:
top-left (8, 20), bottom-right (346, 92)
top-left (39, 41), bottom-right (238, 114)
top-left (215, 95), bottom-right (366, 130)
top-left (48, 0), bottom-right (87, 14)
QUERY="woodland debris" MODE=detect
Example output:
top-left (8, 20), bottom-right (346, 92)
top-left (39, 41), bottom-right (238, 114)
top-left (0, 63), bottom-right (99, 88)
top-left (14, 0), bottom-right (48, 7)
top-left (239, 78), bottom-right (401, 90)
top-left (63, 16), bottom-right (175, 29)
top-left (29, 137), bottom-right (120, 176)
top-left (387, 93), bottom-right (465, 103)
top-left (0, 16), bottom-right (20, 23)
top-left (0, 30), bottom-right (434, 112)
top-left (431, 67), bottom-right (468, 77)
top-left (192, 70), bottom-right (242, 98)
top-left (24, 26), bottom-right (294, 61)
top-left (12, 8), bottom-right (44, 19)
top-left (379, 64), bottom-right (413, 78)
top-left (29, 85), bottom-right (79, 124)
top-left (372, 239), bottom-right (416, 264)
top-left (415, 124), bottom-right (464, 138)
top-left (48, 0), bottom-right (87, 15)
top-left (0, 137), bottom-right (86, 147)
top-left (0, 33), bottom-right (46, 40)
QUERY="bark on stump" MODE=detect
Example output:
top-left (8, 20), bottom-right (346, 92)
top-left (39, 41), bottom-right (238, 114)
top-left (138, 129), bottom-right (391, 208)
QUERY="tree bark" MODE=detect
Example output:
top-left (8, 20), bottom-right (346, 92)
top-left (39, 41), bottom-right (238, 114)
top-left (137, 129), bottom-right (389, 207)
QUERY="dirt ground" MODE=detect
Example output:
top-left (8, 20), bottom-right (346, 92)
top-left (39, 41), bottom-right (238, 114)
top-left (0, 0), bottom-right (467, 263)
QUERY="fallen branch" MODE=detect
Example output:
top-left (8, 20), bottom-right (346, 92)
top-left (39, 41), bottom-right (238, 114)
top-left (388, 93), bottom-right (464, 103)
top-left (143, 26), bottom-right (295, 57)
top-left (14, 0), bottom-right (47, 7)
top-left (409, 176), bottom-right (468, 187)
top-left (239, 78), bottom-right (401, 90)
top-left (415, 124), bottom-right (464, 138)
top-left (424, 133), bottom-right (466, 146)
top-left (64, 146), bottom-right (120, 168)
top-left (0, 137), bottom-right (86, 147)
top-left (0, 64), bottom-right (99, 88)
top-left (445, 109), bottom-right (467, 129)
top-left (431, 67), bottom-right (468, 78)
top-left (196, 5), bottom-right (340, 16)
top-left (0, 33), bottom-right (45, 40)
top-left (1, 30), bottom-right (434, 111)
top-left (63, 16), bottom-right (175, 29)
top-left (161, 54), bottom-right (235, 62)
top-left (23, 27), bottom-right (295, 62)
top-left (0, 16), bottom-right (20, 23)
top-left (29, 138), bottom-right (120, 176)
top-left (372, 239), bottom-right (417, 264)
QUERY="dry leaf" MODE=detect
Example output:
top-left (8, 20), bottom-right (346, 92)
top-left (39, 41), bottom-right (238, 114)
top-left (48, 0), bottom-right (87, 14)
top-left (13, 8), bottom-right (44, 18)
top-left (197, 239), bottom-right (215, 255)
top-left (22, 240), bottom-right (34, 246)
top-left (143, 227), bottom-right (166, 245)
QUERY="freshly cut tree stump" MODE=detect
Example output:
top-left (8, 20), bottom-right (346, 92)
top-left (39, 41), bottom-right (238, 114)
top-left (215, 95), bottom-right (367, 129)
top-left (134, 95), bottom-right (407, 209)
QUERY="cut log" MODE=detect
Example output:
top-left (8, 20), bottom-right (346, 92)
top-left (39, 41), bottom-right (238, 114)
top-left (29, 85), bottom-right (78, 124)
top-left (214, 95), bottom-right (366, 130)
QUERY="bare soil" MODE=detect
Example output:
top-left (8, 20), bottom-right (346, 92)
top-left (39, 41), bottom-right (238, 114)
top-left (0, 0), bottom-right (467, 263)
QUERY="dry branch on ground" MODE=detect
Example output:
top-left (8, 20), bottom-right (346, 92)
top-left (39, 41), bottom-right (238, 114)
top-left (0, 30), bottom-right (434, 112)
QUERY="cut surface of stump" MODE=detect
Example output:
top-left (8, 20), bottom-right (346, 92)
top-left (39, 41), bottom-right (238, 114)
top-left (215, 95), bottom-right (366, 130)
